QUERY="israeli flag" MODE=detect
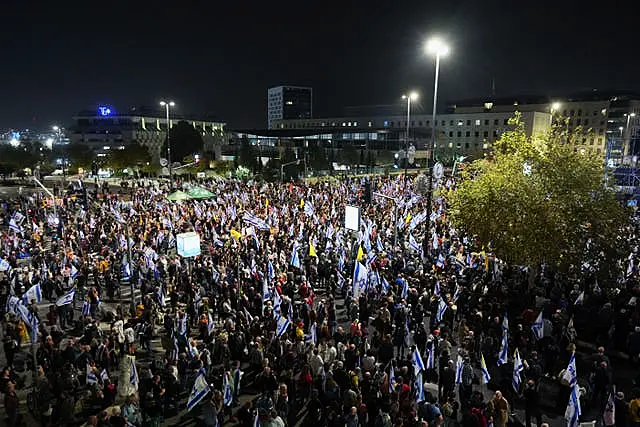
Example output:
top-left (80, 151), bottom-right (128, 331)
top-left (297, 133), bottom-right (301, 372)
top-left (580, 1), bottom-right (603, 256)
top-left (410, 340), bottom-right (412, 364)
top-left (409, 234), bottom-right (421, 253)
top-left (565, 383), bottom-right (582, 427)
top-left (531, 311), bottom-right (544, 340)
top-left (129, 358), bottom-right (139, 390)
top-left (562, 352), bottom-right (578, 387)
top-left (70, 264), bottom-right (79, 279)
top-left (381, 276), bottom-right (390, 293)
top-left (178, 313), bottom-right (188, 336)
top-left (172, 337), bottom-right (179, 361)
top-left (273, 292), bottom-right (282, 316)
top-left (434, 281), bottom-right (441, 297)
top-left (187, 339), bottom-right (197, 358)
top-left (262, 278), bottom-right (271, 301)
top-left (352, 262), bottom-right (368, 297)
top-left (306, 322), bottom-right (317, 344)
top-left (276, 316), bottom-right (290, 337)
top-left (304, 202), bottom-right (314, 217)
top-left (436, 254), bottom-right (445, 269)
top-left (0, 259), bottom-right (11, 272)
top-left (512, 348), bottom-right (524, 392)
top-left (435, 298), bottom-right (447, 323)
top-left (5, 296), bottom-right (20, 315)
top-left (30, 313), bottom-right (39, 344)
top-left (389, 365), bottom-right (396, 393)
top-left (12, 211), bottom-right (25, 224)
top-left (207, 313), bottom-right (215, 335)
top-left (497, 314), bottom-right (509, 366)
top-left (376, 236), bottom-right (384, 252)
top-left (253, 412), bottom-right (261, 427)
top-left (9, 218), bottom-right (23, 233)
top-left (187, 371), bottom-right (211, 412)
top-left (290, 243), bottom-right (302, 269)
top-left (86, 365), bottom-right (98, 385)
top-left (574, 291), bottom-right (585, 305)
top-left (100, 369), bottom-right (109, 383)
top-left (23, 284), bottom-right (42, 304)
top-left (453, 284), bottom-right (462, 302)
top-left (234, 368), bottom-right (244, 395)
top-left (414, 371), bottom-right (424, 403)
top-left (157, 286), bottom-right (166, 307)
top-left (82, 301), bottom-right (91, 316)
top-left (56, 287), bottom-right (76, 306)
top-left (426, 345), bottom-right (435, 369)
top-left (268, 260), bottom-right (275, 281)
top-left (480, 353), bottom-right (491, 384)
top-left (401, 278), bottom-right (408, 299)
top-left (337, 272), bottom-right (345, 290)
top-left (412, 347), bottom-right (425, 373)
top-left (223, 373), bottom-right (233, 407)
top-left (455, 355), bottom-right (463, 385)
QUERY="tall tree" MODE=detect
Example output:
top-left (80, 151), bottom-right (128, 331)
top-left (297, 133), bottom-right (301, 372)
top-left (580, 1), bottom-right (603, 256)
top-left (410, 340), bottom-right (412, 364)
top-left (162, 121), bottom-right (204, 163)
top-left (66, 142), bottom-right (95, 169)
top-left (106, 143), bottom-right (151, 170)
top-left (238, 135), bottom-right (257, 172)
top-left (448, 113), bottom-right (629, 286)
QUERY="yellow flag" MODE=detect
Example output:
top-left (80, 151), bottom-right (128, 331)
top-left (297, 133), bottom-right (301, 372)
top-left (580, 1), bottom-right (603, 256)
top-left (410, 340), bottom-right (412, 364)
top-left (265, 199), bottom-right (269, 209)
top-left (309, 242), bottom-right (317, 257)
top-left (405, 211), bottom-right (412, 224)
top-left (300, 199), bottom-right (305, 208)
top-left (230, 229), bottom-right (242, 241)
top-left (356, 244), bottom-right (364, 261)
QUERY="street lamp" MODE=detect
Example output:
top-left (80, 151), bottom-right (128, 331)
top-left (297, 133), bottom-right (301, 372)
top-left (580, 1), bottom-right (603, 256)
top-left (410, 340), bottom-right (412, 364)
top-left (550, 102), bottom-right (561, 125)
top-left (401, 92), bottom-right (419, 178)
top-left (52, 125), bottom-right (66, 183)
top-left (160, 101), bottom-right (176, 181)
top-left (424, 36), bottom-right (449, 242)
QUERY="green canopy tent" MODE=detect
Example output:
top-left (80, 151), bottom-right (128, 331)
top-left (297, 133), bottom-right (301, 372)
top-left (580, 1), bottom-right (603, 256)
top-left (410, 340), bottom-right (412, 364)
top-left (186, 186), bottom-right (215, 199)
top-left (166, 190), bottom-right (191, 201)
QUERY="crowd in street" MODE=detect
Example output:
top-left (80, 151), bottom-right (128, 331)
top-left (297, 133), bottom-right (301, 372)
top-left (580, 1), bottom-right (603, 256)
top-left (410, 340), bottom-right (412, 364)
top-left (0, 174), bottom-right (640, 427)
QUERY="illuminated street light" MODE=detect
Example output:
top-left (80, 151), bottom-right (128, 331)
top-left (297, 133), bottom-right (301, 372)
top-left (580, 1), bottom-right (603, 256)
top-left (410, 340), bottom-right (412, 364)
top-left (425, 37), bottom-right (450, 57)
top-left (401, 91), bottom-right (419, 178)
top-left (160, 100), bottom-right (176, 181)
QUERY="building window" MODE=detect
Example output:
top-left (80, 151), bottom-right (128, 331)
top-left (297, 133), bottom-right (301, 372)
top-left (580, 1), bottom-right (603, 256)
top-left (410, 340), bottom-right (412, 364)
top-left (368, 121), bottom-right (372, 127)
top-left (577, 109), bottom-right (582, 116)
top-left (390, 121), bottom-right (394, 127)
top-left (483, 143), bottom-right (489, 149)
top-left (466, 120), bottom-right (471, 126)
top-left (426, 121), bottom-right (430, 126)
top-left (493, 130), bottom-right (498, 137)
top-left (450, 120), bottom-right (454, 126)
top-left (484, 131), bottom-right (489, 137)
top-left (475, 119), bottom-right (481, 126)
top-left (342, 122), bottom-right (346, 127)
top-left (384, 121), bottom-right (389, 127)
top-left (570, 110), bottom-right (575, 116)
top-left (590, 138), bottom-right (594, 145)
top-left (457, 131), bottom-right (462, 137)
top-left (475, 131), bottom-right (480, 137)
top-left (457, 120), bottom-right (463, 126)
top-left (411, 121), bottom-right (415, 126)
top-left (418, 121), bottom-right (423, 126)
top-left (441, 120), bottom-right (446, 126)
top-left (465, 143), bottom-right (470, 149)
top-left (354, 122), bottom-right (358, 126)
top-left (448, 143), bottom-right (453, 148)
top-left (494, 119), bottom-right (499, 125)
top-left (597, 148), bottom-right (601, 153)
top-left (484, 119), bottom-right (489, 125)
top-left (449, 131), bottom-right (453, 137)
top-left (465, 131), bottom-right (470, 137)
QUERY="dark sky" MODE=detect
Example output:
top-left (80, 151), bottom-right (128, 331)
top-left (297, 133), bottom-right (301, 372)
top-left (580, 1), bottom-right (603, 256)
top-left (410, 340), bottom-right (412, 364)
top-left (1, 0), bottom-right (637, 130)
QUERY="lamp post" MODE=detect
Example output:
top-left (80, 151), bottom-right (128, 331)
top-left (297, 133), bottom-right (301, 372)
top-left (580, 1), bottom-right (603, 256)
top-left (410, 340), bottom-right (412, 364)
top-left (160, 101), bottom-right (175, 182)
top-left (401, 92), bottom-right (419, 180)
top-left (424, 36), bottom-right (449, 238)
top-left (53, 125), bottom-right (65, 185)
top-left (625, 112), bottom-right (636, 162)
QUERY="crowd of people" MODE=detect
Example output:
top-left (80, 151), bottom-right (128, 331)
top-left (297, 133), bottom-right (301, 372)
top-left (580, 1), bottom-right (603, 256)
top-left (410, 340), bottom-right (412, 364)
top-left (0, 174), bottom-right (639, 427)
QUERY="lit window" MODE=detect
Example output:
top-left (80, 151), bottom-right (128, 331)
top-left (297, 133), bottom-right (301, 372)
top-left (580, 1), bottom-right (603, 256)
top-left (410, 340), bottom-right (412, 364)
top-left (383, 121), bottom-right (389, 127)
top-left (483, 143), bottom-right (488, 149)
top-left (348, 122), bottom-right (352, 127)
top-left (457, 120), bottom-right (463, 126)
top-left (368, 121), bottom-right (372, 127)
top-left (354, 122), bottom-right (358, 126)
top-left (342, 122), bottom-right (346, 127)
top-left (103, 146), bottom-right (110, 150)
top-left (475, 119), bottom-right (481, 126)
top-left (286, 101), bottom-right (293, 105)
top-left (484, 102), bottom-right (493, 110)
top-left (448, 143), bottom-right (453, 148)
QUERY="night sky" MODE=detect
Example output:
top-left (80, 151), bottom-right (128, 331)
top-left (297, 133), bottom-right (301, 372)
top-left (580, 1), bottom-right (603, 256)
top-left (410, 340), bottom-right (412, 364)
top-left (2, 0), bottom-right (638, 130)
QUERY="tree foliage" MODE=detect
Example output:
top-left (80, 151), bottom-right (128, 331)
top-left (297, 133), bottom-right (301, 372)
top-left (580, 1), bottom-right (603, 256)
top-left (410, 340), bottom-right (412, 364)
top-left (162, 121), bottom-right (204, 162)
top-left (106, 143), bottom-right (151, 170)
top-left (448, 113), bottom-right (629, 278)
top-left (65, 142), bottom-right (95, 169)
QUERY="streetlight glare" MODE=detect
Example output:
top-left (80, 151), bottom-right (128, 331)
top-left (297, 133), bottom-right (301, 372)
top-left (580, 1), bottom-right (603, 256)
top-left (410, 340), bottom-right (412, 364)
top-left (52, 125), bottom-right (59, 131)
top-left (160, 101), bottom-right (175, 107)
top-left (551, 102), bottom-right (561, 111)
top-left (402, 92), bottom-right (419, 101)
top-left (631, 113), bottom-right (637, 117)
top-left (425, 37), bottom-right (450, 57)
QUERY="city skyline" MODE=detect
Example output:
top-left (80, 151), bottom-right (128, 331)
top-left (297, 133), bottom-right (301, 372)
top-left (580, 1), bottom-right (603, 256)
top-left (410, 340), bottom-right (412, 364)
top-left (2, 0), bottom-right (638, 130)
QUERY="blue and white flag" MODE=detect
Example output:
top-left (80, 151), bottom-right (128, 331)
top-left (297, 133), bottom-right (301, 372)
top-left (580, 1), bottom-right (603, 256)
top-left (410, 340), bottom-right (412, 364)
top-left (497, 314), bottom-right (509, 366)
top-left (480, 353), bottom-right (491, 384)
top-left (5, 296), bottom-right (19, 315)
top-left (306, 322), bottom-right (317, 344)
top-left (129, 358), bottom-right (139, 390)
top-left (381, 276), bottom-right (390, 293)
top-left (435, 298), bottom-right (447, 323)
top-left (531, 311), bottom-right (544, 340)
top-left (207, 312), bottom-right (215, 335)
top-left (389, 365), bottom-right (396, 393)
top-left (434, 281), bottom-right (441, 297)
top-left (453, 284), bottom-right (462, 302)
top-left (86, 365), bottom-right (98, 385)
top-left (337, 272), bottom-right (345, 290)
top-left (157, 286), bottom-right (166, 307)
top-left (414, 371), bottom-right (424, 403)
top-left (23, 284), bottom-right (42, 304)
top-left (82, 301), bottom-right (91, 316)
top-left (172, 336), bottom-right (179, 361)
top-left (290, 243), bottom-right (302, 269)
top-left (412, 347), bottom-right (425, 373)
top-left (574, 291), bottom-right (585, 305)
top-left (55, 287), bottom-right (76, 306)
top-left (223, 372), bottom-right (233, 407)
top-left (12, 211), bottom-right (25, 225)
top-left (243, 212), bottom-right (270, 231)
top-left (401, 278), bottom-right (408, 299)
top-left (376, 236), bottom-right (384, 252)
top-left (455, 355), bottom-right (463, 385)
top-left (276, 316), bottom-right (290, 337)
top-left (100, 369), bottom-right (109, 383)
top-left (187, 339), bottom-right (197, 358)
top-left (562, 352), bottom-right (578, 387)
top-left (254, 412), bottom-right (261, 427)
top-left (262, 278), bottom-right (271, 301)
top-left (512, 348), bottom-right (524, 392)
top-left (304, 202), bottom-right (314, 217)
top-left (9, 218), bottom-right (23, 234)
top-left (426, 345), bottom-right (435, 369)
top-left (187, 371), bottom-right (211, 412)
top-left (352, 262), bottom-right (368, 297)
top-left (0, 259), bottom-right (11, 272)
top-left (70, 264), bottom-right (79, 279)
top-left (565, 383), bottom-right (582, 427)
top-left (267, 260), bottom-right (275, 281)
top-left (436, 254), bottom-right (445, 269)
top-left (273, 292), bottom-right (282, 316)
top-left (409, 234), bottom-right (421, 253)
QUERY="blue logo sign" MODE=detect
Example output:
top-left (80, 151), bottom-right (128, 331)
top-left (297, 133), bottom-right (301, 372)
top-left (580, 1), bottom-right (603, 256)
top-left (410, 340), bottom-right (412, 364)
top-left (97, 105), bottom-right (113, 116)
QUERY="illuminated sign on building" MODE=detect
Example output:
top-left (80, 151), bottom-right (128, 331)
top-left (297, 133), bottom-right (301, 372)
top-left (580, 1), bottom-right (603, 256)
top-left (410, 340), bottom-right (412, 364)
top-left (97, 105), bottom-right (113, 116)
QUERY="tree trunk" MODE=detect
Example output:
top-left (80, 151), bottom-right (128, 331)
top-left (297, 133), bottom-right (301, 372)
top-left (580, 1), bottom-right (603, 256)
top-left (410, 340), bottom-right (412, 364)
top-left (528, 264), bottom-right (539, 291)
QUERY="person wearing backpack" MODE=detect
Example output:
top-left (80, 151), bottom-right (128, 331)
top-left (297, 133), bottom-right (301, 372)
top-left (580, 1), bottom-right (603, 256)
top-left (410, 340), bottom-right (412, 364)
top-left (418, 398), bottom-right (443, 426)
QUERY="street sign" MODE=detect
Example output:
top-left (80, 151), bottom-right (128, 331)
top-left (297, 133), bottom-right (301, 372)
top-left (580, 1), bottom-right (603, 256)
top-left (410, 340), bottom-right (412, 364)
top-left (196, 172), bottom-right (205, 178)
top-left (433, 162), bottom-right (444, 179)
top-left (177, 232), bottom-right (201, 258)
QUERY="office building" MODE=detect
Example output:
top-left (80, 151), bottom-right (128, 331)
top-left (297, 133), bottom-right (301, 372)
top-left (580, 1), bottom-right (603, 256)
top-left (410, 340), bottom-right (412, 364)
top-left (267, 86), bottom-right (312, 129)
top-left (69, 105), bottom-right (225, 160)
